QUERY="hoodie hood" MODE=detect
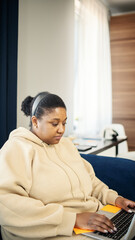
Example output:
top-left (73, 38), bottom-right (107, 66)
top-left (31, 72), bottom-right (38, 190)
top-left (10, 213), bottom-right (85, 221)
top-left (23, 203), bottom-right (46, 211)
top-left (9, 127), bottom-right (44, 147)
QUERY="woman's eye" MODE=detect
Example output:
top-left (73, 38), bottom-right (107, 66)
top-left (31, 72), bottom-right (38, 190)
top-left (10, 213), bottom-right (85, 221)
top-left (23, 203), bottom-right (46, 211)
top-left (51, 122), bottom-right (67, 127)
top-left (52, 123), bottom-right (58, 127)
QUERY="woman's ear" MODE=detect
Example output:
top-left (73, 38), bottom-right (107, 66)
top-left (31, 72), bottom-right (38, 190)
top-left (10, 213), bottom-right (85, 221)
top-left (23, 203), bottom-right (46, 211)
top-left (31, 116), bottom-right (38, 128)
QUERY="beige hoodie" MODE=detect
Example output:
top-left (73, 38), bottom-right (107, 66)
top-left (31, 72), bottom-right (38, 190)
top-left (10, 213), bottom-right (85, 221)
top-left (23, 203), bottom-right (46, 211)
top-left (0, 127), bottom-right (118, 240)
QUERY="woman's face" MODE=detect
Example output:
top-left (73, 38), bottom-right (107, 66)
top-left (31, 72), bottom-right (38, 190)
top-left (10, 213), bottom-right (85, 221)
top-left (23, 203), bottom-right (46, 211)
top-left (32, 107), bottom-right (67, 144)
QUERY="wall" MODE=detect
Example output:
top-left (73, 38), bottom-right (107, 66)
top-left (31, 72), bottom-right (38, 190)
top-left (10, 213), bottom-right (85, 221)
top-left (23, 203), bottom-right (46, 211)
top-left (17, 0), bottom-right (74, 135)
top-left (110, 13), bottom-right (135, 151)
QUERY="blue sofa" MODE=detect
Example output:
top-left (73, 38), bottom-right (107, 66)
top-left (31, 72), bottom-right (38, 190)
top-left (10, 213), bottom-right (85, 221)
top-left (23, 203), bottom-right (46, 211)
top-left (81, 154), bottom-right (135, 202)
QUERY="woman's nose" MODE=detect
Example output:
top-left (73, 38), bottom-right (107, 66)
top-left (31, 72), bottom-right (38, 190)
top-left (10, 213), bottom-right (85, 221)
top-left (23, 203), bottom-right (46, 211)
top-left (58, 124), bottom-right (65, 133)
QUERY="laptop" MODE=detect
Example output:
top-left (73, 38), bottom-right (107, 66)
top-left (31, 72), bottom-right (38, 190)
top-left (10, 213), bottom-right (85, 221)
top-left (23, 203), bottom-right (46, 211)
top-left (82, 208), bottom-right (135, 240)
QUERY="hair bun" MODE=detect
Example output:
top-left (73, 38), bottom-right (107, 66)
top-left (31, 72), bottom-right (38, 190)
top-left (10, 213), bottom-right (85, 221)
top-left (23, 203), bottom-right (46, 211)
top-left (21, 96), bottom-right (33, 116)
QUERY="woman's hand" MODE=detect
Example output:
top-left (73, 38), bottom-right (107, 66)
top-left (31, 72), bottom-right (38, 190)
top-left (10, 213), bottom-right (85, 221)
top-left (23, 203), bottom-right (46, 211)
top-left (75, 212), bottom-right (117, 233)
top-left (115, 196), bottom-right (135, 212)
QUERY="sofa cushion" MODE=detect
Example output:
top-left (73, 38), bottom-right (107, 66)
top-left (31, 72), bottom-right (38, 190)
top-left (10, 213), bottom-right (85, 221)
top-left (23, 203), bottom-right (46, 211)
top-left (81, 154), bottom-right (135, 201)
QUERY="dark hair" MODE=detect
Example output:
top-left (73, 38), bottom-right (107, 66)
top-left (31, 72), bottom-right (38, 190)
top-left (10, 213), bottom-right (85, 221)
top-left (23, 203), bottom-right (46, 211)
top-left (21, 92), bottom-right (66, 127)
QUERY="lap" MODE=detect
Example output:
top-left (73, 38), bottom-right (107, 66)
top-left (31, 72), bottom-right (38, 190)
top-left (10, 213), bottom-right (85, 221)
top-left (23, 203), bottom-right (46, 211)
top-left (47, 233), bottom-right (92, 240)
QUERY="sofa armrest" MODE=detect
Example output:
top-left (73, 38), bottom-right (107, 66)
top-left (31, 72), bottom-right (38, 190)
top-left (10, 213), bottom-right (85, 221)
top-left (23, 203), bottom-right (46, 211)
top-left (81, 154), bottom-right (135, 201)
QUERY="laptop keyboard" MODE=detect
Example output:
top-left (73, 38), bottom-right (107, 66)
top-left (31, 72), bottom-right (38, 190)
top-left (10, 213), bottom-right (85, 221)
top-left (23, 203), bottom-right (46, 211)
top-left (94, 209), bottom-right (134, 240)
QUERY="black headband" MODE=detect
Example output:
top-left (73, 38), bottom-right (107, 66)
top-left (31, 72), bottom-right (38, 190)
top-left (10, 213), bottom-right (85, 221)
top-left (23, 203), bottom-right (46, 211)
top-left (32, 92), bottom-right (49, 116)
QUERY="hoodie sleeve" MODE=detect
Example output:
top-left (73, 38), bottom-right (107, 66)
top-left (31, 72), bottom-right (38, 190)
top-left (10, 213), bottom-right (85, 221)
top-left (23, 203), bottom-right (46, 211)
top-left (63, 138), bottom-right (119, 206)
top-left (0, 140), bottom-right (76, 239)
top-left (82, 158), bottom-right (118, 206)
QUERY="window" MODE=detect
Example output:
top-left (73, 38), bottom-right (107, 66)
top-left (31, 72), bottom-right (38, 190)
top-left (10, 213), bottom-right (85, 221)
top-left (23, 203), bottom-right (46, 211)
top-left (73, 0), bottom-right (112, 137)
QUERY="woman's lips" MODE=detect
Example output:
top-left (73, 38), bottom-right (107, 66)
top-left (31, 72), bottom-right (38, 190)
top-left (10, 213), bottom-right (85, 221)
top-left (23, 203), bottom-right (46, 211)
top-left (54, 136), bottom-right (62, 140)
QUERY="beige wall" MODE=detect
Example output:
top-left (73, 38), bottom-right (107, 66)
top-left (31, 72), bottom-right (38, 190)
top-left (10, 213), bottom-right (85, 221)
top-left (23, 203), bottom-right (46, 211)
top-left (17, 0), bottom-right (74, 135)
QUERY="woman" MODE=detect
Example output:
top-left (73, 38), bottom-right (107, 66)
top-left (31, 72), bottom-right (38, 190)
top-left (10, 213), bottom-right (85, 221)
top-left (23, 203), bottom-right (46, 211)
top-left (0, 91), bottom-right (134, 240)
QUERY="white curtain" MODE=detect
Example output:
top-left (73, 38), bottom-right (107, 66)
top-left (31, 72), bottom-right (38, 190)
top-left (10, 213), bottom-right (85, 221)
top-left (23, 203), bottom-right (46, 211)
top-left (74, 0), bottom-right (112, 137)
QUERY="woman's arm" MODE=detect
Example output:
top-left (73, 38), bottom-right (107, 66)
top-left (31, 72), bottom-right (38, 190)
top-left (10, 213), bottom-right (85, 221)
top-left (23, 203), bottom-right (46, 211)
top-left (64, 139), bottom-right (119, 206)
top-left (82, 158), bottom-right (118, 205)
top-left (0, 140), bottom-right (76, 238)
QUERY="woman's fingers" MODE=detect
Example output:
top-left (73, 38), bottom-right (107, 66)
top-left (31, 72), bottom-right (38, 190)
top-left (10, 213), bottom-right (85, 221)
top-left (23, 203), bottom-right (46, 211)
top-left (115, 197), bottom-right (135, 212)
top-left (88, 214), bottom-right (116, 233)
top-left (75, 212), bottom-right (117, 233)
